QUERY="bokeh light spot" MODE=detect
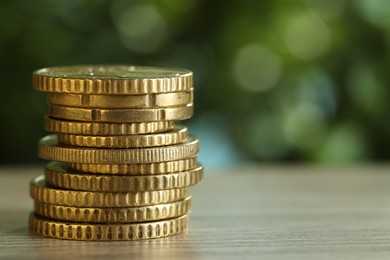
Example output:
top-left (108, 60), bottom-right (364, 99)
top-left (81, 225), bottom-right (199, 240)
top-left (242, 112), bottom-right (290, 160)
top-left (347, 63), bottom-right (386, 115)
top-left (233, 43), bottom-right (282, 92)
top-left (356, 0), bottom-right (390, 29)
top-left (159, 0), bottom-right (199, 12)
top-left (298, 69), bottom-right (338, 117)
top-left (283, 11), bottom-right (331, 60)
top-left (284, 102), bottom-right (327, 148)
top-left (188, 113), bottom-right (243, 170)
top-left (310, 0), bottom-right (347, 21)
top-left (111, 4), bottom-right (167, 53)
top-left (316, 124), bottom-right (368, 163)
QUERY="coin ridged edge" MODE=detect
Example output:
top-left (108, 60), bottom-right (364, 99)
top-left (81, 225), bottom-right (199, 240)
top-left (45, 164), bottom-right (204, 191)
top-left (67, 157), bottom-right (198, 175)
top-left (29, 213), bottom-right (188, 240)
top-left (57, 126), bottom-right (188, 148)
top-left (47, 91), bottom-right (194, 109)
top-left (38, 135), bottom-right (199, 164)
top-left (30, 176), bottom-right (188, 207)
top-left (44, 117), bottom-right (174, 135)
top-left (47, 104), bottom-right (193, 123)
top-left (32, 74), bottom-right (193, 94)
top-left (34, 196), bottom-right (192, 223)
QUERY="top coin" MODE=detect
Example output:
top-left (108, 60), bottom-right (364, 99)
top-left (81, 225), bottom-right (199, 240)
top-left (32, 65), bottom-right (193, 94)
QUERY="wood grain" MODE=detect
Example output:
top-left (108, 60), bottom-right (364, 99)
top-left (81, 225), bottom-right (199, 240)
top-left (2, 165), bottom-right (390, 259)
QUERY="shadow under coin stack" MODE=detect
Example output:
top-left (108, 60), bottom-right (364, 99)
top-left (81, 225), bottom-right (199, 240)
top-left (29, 65), bottom-right (203, 241)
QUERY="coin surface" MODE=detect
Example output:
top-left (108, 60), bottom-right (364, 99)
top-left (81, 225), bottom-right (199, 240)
top-left (68, 157), bottom-right (198, 175)
top-left (38, 135), bottom-right (199, 164)
top-left (45, 162), bottom-right (203, 192)
top-left (29, 213), bottom-right (188, 241)
top-left (48, 91), bottom-right (193, 108)
top-left (30, 175), bottom-right (188, 207)
top-left (57, 125), bottom-right (188, 148)
top-left (32, 65), bottom-right (193, 94)
top-left (44, 117), bottom-right (174, 135)
top-left (48, 104), bottom-right (193, 122)
top-left (34, 196), bottom-right (191, 223)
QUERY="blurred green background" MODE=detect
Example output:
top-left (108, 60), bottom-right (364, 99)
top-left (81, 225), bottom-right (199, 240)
top-left (0, 0), bottom-right (389, 168)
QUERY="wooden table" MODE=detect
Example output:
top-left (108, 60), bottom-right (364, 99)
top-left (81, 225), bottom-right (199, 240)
top-left (2, 165), bottom-right (390, 259)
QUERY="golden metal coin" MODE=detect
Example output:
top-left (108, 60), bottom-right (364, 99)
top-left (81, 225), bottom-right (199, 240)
top-left (48, 104), bottom-right (193, 123)
top-left (29, 213), bottom-right (188, 241)
top-left (58, 125), bottom-right (187, 148)
top-left (45, 162), bottom-right (204, 192)
top-left (32, 65), bottom-right (193, 94)
top-left (34, 196), bottom-right (192, 223)
top-left (44, 116), bottom-right (174, 135)
top-left (38, 135), bottom-right (199, 164)
top-left (30, 175), bottom-right (188, 207)
top-left (68, 157), bottom-right (198, 175)
top-left (47, 91), bottom-right (193, 108)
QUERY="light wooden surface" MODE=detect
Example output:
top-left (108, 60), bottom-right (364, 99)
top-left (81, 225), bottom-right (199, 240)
top-left (2, 165), bottom-right (390, 259)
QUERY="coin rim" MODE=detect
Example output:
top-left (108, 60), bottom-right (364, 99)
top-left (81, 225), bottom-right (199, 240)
top-left (47, 91), bottom-right (194, 108)
top-left (32, 65), bottom-right (193, 95)
top-left (44, 116), bottom-right (174, 135)
top-left (67, 157), bottom-right (198, 175)
top-left (44, 162), bottom-right (204, 191)
top-left (38, 135), bottom-right (199, 164)
top-left (29, 212), bottom-right (188, 240)
top-left (57, 125), bottom-right (188, 148)
top-left (33, 196), bottom-right (192, 223)
top-left (30, 175), bottom-right (188, 207)
top-left (47, 104), bottom-right (194, 122)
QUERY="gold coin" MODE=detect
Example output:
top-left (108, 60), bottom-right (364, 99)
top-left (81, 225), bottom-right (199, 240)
top-left (44, 116), bottom-right (174, 135)
top-left (30, 175), bottom-right (188, 207)
top-left (68, 157), bottom-right (198, 175)
top-left (29, 213), bottom-right (188, 241)
top-left (32, 65), bottom-right (193, 94)
top-left (48, 104), bottom-right (193, 122)
top-left (57, 125), bottom-right (187, 148)
top-left (38, 135), bottom-right (199, 164)
top-left (47, 91), bottom-right (193, 108)
top-left (45, 162), bottom-right (204, 192)
top-left (34, 196), bottom-right (192, 223)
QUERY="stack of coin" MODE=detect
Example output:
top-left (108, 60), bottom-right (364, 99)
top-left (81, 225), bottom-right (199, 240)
top-left (30, 65), bottom-right (203, 241)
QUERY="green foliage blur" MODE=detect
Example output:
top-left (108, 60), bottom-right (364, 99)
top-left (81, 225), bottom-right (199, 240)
top-left (0, 0), bottom-right (389, 166)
